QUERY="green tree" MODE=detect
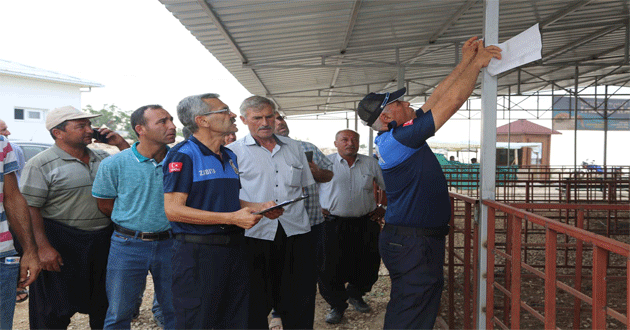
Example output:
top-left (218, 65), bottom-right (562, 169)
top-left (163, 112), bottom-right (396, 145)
top-left (83, 104), bottom-right (136, 142)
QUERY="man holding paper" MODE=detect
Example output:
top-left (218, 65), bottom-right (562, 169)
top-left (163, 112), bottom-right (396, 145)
top-left (227, 95), bottom-right (317, 329)
top-left (163, 93), bottom-right (281, 329)
top-left (357, 37), bottom-right (501, 329)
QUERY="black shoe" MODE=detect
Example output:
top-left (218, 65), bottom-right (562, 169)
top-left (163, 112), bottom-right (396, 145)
top-left (348, 296), bottom-right (371, 313)
top-left (325, 307), bottom-right (344, 324)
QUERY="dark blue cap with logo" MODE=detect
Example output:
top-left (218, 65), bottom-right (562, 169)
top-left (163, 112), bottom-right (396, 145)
top-left (357, 87), bottom-right (407, 126)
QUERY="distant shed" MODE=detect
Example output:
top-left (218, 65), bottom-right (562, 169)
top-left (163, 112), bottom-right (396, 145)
top-left (496, 119), bottom-right (561, 167)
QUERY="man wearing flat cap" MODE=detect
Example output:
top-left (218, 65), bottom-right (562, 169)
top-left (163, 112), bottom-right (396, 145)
top-left (19, 106), bottom-right (130, 329)
top-left (357, 37), bottom-right (501, 329)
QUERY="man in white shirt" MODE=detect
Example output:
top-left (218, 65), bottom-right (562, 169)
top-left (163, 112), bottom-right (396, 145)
top-left (318, 129), bottom-right (386, 324)
top-left (227, 95), bottom-right (316, 329)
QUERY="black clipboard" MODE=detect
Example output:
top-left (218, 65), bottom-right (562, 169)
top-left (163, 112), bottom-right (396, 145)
top-left (253, 194), bottom-right (309, 215)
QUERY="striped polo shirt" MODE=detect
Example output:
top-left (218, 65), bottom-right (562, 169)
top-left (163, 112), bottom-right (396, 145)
top-left (0, 136), bottom-right (19, 257)
top-left (20, 144), bottom-right (111, 231)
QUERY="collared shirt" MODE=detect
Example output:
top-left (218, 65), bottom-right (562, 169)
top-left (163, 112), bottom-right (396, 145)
top-left (319, 153), bottom-right (385, 217)
top-left (163, 136), bottom-right (242, 235)
top-left (92, 142), bottom-right (171, 233)
top-left (374, 109), bottom-right (451, 228)
top-left (20, 144), bottom-right (111, 231)
top-left (298, 140), bottom-right (333, 226)
top-left (0, 136), bottom-right (18, 257)
top-left (227, 134), bottom-right (315, 240)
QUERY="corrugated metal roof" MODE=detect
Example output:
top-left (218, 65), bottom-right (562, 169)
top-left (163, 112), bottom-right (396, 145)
top-left (0, 59), bottom-right (103, 88)
top-left (159, 0), bottom-right (630, 117)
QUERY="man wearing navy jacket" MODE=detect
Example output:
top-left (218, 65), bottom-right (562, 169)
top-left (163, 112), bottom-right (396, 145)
top-left (162, 93), bottom-right (281, 329)
top-left (357, 37), bottom-right (501, 329)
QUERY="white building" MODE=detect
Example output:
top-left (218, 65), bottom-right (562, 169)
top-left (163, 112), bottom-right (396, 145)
top-left (0, 59), bottom-right (102, 142)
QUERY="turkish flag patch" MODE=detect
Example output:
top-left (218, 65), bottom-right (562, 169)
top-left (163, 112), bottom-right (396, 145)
top-left (403, 119), bottom-right (414, 127)
top-left (169, 162), bottom-right (183, 173)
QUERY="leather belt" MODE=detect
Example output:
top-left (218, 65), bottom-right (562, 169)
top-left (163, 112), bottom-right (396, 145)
top-left (382, 224), bottom-right (450, 238)
top-left (113, 224), bottom-right (172, 241)
top-left (175, 232), bottom-right (243, 246)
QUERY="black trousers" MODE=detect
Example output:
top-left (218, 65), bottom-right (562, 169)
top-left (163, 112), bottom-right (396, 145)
top-left (29, 219), bottom-right (112, 329)
top-left (171, 234), bottom-right (249, 329)
top-left (247, 223), bottom-right (316, 329)
top-left (317, 215), bottom-right (381, 310)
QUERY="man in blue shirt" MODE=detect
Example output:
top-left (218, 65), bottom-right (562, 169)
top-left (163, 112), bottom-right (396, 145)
top-left (163, 93), bottom-right (281, 329)
top-left (357, 37), bottom-right (501, 329)
top-left (92, 105), bottom-right (178, 329)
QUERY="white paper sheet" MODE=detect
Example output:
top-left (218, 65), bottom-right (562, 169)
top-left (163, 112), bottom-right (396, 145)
top-left (487, 23), bottom-right (542, 76)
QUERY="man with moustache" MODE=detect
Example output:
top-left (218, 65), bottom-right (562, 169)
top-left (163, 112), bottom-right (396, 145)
top-left (270, 113), bottom-right (333, 330)
top-left (357, 37), bottom-right (501, 329)
top-left (227, 96), bottom-right (316, 329)
top-left (163, 93), bottom-right (281, 329)
top-left (318, 129), bottom-right (385, 324)
top-left (19, 106), bottom-right (130, 329)
top-left (92, 105), bottom-right (177, 329)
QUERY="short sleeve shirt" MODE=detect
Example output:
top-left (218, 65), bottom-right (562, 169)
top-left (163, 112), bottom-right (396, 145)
top-left (163, 137), bottom-right (242, 235)
top-left (374, 109), bottom-right (451, 228)
top-left (19, 144), bottom-right (111, 230)
top-left (92, 142), bottom-right (171, 232)
top-left (319, 153), bottom-right (385, 217)
top-left (227, 134), bottom-right (315, 240)
top-left (298, 140), bottom-right (333, 226)
top-left (0, 136), bottom-right (18, 257)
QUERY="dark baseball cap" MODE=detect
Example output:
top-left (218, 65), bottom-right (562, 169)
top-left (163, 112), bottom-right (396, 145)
top-left (357, 87), bottom-right (406, 126)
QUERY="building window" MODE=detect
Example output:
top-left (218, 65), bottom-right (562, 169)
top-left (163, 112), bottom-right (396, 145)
top-left (14, 109), bottom-right (24, 120)
top-left (14, 108), bottom-right (44, 122)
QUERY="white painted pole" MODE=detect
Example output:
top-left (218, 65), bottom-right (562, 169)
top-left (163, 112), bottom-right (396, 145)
top-left (477, 1), bottom-right (499, 328)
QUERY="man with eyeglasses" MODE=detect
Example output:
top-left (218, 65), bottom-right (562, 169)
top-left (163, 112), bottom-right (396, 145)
top-left (163, 93), bottom-right (282, 329)
top-left (356, 37), bottom-right (501, 329)
top-left (227, 96), bottom-right (316, 329)
top-left (19, 106), bottom-right (130, 329)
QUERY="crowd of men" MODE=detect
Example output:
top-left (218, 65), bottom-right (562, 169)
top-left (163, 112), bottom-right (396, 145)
top-left (0, 37), bottom-right (500, 330)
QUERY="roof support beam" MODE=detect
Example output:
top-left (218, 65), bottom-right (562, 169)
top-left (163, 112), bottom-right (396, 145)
top-left (539, 0), bottom-right (593, 28)
top-left (543, 23), bottom-right (625, 62)
top-left (326, 0), bottom-right (362, 110)
top-left (196, 0), bottom-right (275, 101)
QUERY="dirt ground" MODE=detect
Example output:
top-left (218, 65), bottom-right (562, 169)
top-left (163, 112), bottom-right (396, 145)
top-left (12, 265), bottom-right (391, 330)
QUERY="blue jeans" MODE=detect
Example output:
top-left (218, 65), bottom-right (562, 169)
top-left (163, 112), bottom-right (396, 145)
top-left (104, 231), bottom-right (175, 329)
top-left (1, 255), bottom-right (19, 330)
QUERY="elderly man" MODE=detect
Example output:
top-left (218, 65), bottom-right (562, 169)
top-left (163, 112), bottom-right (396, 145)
top-left (271, 113), bottom-right (333, 330)
top-left (357, 37), bottom-right (501, 329)
top-left (19, 106), bottom-right (130, 329)
top-left (228, 96), bottom-right (316, 329)
top-left (318, 129), bottom-right (385, 324)
top-left (0, 135), bottom-right (41, 330)
top-left (92, 105), bottom-right (177, 329)
top-left (163, 93), bottom-right (280, 329)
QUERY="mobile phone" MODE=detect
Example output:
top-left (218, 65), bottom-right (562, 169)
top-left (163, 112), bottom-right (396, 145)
top-left (305, 151), bottom-right (313, 163)
top-left (92, 128), bottom-right (108, 143)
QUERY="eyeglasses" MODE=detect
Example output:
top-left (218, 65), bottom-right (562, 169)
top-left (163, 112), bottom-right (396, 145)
top-left (199, 108), bottom-right (231, 116)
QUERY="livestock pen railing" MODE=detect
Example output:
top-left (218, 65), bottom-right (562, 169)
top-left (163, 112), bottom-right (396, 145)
top-left (443, 193), bottom-right (630, 329)
top-left (443, 165), bottom-right (630, 204)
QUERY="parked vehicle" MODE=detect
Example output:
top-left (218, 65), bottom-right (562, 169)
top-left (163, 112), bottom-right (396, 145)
top-left (10, 140), bottom-right (52, 162)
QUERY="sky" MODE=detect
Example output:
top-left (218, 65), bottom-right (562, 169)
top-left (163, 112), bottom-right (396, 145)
top-left (1, 0), bottom-right (628, 165)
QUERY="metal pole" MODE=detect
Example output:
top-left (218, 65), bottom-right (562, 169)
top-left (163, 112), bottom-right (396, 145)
top-left (603, 85), bottom-right (608, 166)
top-left (574, 66), bottom-right (579, 171)
top-left (478, 1), bottom-right (498, 328)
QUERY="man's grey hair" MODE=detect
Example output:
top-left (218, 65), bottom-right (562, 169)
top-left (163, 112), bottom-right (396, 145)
top-left (239, 95), bottom-right (276, 116)
top-left (177, 93), bottom-right (220, 133)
